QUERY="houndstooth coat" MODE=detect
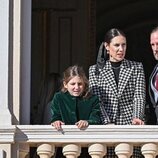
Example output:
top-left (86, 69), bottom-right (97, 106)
top-left (89, 59), bottom-right (146, 125)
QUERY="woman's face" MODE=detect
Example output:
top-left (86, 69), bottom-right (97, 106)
top-left (105, 35), bottom-right (126, 62)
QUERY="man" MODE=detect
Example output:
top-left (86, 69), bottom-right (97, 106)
top-left (149, 26), bottom-right (158, 124)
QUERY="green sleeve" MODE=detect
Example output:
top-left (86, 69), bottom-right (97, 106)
top-left (50, 93), bottom-right (62, 123)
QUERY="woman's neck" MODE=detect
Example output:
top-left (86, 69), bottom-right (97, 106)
top-left (110, 61), bottom-right (122, 67)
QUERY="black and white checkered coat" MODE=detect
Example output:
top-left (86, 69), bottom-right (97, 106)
top-left (89, 59), bottom-right (146, 125)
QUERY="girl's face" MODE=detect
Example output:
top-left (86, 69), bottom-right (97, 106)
top-left (64, 76), bottom-right (84, 96)
top-left (105, 35), bottom-right (126, 62)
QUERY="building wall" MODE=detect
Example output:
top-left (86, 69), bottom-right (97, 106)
top-left (31, 0), bottom-right (96, 124)
top-left (1, 0), bottom-right (158, 127)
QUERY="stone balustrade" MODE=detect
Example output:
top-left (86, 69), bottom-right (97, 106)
top-left (0, 125), bottom-right (158, 158)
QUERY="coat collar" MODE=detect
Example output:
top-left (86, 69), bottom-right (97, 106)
top-left (64, 91), bottom-right (82, 100)
top-left (100, 59), bottom-right (134, 98)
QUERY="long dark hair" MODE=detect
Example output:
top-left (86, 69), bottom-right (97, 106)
top-left (61, 65), bottom-right (90, 98)
top-left (96, 28), bottom-right (126, 70)
top-left (104, 28), bottom-right (126, 44)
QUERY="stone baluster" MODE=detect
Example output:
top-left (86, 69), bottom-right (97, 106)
top-left (63, 144), bottom-right (81, 158)
top-left (141, 143), bottom-right (158, 158)
top-left (115, 143), bottom-right (133, 158)
top-left (0, 149), bottom-right (5, 157)
top-left (19, 152), bottom-right (28, 158)
top-left (88, 143), bottom-right (107, 158)
top-left (19, 144), bottom-right (29, 158)
top-left (37, 144), bottom-right (55, 158)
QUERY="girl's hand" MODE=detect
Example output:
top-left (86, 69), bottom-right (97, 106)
top-left (75, 120), bottom-right (89, 129)
top-left (132, 118), bottom-right (144, 125)
top-left (51, 121), bottom-right (65, 130)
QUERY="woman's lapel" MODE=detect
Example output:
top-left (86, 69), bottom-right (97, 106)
top-left (118, 60), bottom-right (133, 98)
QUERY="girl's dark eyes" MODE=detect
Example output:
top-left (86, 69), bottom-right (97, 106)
top-left (70, 83), bottom-right (82, 86)
top-left (70, 83), bottom-right (75, 85)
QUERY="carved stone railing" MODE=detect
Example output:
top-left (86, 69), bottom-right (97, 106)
top-left (0, 125), bottom-right (158, 158)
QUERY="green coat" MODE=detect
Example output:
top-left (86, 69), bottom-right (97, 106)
top-left (50, 91), bottom-right (101, 125)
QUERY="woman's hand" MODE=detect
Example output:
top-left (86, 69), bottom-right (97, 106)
top-left (132, 118), bottom-right (144, 125)
top-left (75, 120), bottom-right (89, 129)
top-left (51, 120), bottom-right (65, 130)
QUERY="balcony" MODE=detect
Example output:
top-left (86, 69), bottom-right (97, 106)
top-left (0, 125), bottom-right (158, 158)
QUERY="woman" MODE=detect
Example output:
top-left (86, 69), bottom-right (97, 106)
top-left (89, 28), bottom-right (146, 157)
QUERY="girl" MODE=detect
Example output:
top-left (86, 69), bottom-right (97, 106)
top-left (50, 65), bottom-right (101, 158)
top-left (51, 65), bottom-right (101, 130)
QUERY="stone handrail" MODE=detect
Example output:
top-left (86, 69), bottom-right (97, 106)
top-left (0, 125), bottom-right (158, 158)
top-left (14, 125), bottom-right (158, 143)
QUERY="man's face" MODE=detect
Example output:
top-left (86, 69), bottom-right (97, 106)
top-left (150, 31), bottom-right (158, 60)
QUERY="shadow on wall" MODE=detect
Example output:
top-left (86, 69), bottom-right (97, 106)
top-left (32, 73), bottom-right (61, 125)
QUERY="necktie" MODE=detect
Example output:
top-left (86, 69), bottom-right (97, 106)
top-left (155, 73), bottom-right (158, 91)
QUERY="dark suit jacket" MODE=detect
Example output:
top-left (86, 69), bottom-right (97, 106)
top-left (89, 59), bottom-right (146, 125)
top-left (149, 64), bottom-right (158, 124)
top-left (50, 91), bottom-right (101, 125)
top-left (149, 64), bottom-right (158, 107)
